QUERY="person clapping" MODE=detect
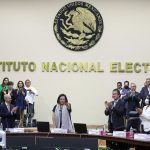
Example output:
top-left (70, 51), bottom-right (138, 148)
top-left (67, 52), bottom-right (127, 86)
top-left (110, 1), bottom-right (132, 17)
top-left (0, 94), bottom-right (17, 130)
top-left (105, 89), bottom-right (126, 133)
top-left (136, 96), bottom-right (150, 134)
top-left (15, 81), bottom-right (27, 128)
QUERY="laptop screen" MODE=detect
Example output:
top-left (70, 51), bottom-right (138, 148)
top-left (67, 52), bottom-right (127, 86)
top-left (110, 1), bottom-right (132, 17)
top-left (37, 121), bottom-right (50, 132)
top-left (74, 123), bottom-right (87, 134)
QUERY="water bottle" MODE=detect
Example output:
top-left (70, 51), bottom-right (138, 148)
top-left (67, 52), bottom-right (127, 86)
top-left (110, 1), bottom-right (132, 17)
top-left (129, 127), bottom-right (134, 139)
top-left (0, 123), bottom-right (3, 131)
top-left (0, 117), bottom-right (3, 131)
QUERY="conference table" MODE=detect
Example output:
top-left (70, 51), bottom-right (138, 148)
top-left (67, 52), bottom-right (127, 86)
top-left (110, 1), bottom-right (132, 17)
top-left (6, 132), bottom-right (150, 149)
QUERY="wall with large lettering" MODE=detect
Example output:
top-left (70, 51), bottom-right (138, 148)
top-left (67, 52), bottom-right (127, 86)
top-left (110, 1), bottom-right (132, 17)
top-left (0, 0), bottom-right (150, 125)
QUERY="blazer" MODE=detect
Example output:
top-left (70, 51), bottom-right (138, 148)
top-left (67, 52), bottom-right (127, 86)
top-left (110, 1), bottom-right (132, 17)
top-left (105, 106), bottom-right (113, 132)
top-left (105, 99), bottom-right (125, 131)
top-left (0, 103), bottom-right (16, 130)
top-left (124, 92), bottom-right (141, 116)
top-left (140, 86), bottom-right (149, 107)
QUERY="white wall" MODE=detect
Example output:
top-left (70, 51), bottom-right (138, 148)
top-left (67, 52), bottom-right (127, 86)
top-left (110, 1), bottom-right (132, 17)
top-left (0, 0), bottom-right (150, 125)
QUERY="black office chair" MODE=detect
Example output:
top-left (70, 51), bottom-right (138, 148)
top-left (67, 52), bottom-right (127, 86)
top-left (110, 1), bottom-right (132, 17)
top-left (126, 117), bottom-right (141, 132)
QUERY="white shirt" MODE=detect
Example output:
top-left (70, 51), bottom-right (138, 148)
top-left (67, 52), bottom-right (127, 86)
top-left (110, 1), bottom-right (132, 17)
top-left (113, 99), bottom-right (119, 107)
top-left (5, 102), bottom-right (10, 112)
top-left (148, 87), bottom-right (150, 95)
top-left (140, 105), bottom-right (150, 132)
top-left (25, 86), bottom-right (38, 104)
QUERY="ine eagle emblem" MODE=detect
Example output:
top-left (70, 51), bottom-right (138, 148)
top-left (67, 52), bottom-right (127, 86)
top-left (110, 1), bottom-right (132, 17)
top-left (53, 1), bottom-right (104, 51)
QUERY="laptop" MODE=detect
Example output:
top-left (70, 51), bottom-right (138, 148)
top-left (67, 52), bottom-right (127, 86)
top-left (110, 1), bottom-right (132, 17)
top-left (37, 121), bottom-right (50, 132)
top-left (74, 123), bottom-right (88, 134)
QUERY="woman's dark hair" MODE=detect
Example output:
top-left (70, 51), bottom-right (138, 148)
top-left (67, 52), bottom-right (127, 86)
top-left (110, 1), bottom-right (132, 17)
top-left (17, 81), bottom-right (24, 88)
top-left (57, 94), bottom-right (68, 104)
top-left (8, 81), bottom-right (14, 86)
top-left (2, 77), bottom-right (9, 87)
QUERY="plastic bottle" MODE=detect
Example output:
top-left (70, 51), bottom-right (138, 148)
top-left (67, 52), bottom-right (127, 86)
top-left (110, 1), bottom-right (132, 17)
top-left (129, 127), bottom-right (134, 138)
top-left (0, 122), bottom-right (3, 131)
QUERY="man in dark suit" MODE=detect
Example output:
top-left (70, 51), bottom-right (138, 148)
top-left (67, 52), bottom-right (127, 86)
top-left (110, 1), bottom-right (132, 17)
top-left (140, 78), bottom-right (150, 107)
top-left (124, 83), bottom-right (141, 132)
top-left (0, 94), bottom-right (17, 130)
top-left (105, 89), bottom-right (126, 132)
top-left (105, 89), bottom-right (127, 150)
top-left (124, 83), bottom-right (141, 116)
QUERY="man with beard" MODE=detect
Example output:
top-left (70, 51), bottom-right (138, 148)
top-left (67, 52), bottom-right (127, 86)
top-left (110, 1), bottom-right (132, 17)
top-left (121, 81), bottom-right (130, 99)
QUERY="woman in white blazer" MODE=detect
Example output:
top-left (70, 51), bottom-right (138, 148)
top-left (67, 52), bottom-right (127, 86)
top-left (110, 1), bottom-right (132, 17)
top-left (136, 96), bottom-right (150, 133)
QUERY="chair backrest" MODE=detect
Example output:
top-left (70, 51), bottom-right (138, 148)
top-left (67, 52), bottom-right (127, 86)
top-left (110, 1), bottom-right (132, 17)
top-left (126, 117), bottom-right (141, 132)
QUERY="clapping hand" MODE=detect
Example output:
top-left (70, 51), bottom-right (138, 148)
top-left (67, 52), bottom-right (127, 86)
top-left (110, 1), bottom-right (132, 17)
top-left (136, 108), bottom-right (143, 114)
top-left (11, 107), bottom-right (17, 114)
top-left (105, 101), bottom-right (112, 108)
top-left (27, 89), bottom-right (33, 94)
top-left (20, 88), bottom-right (25, 96)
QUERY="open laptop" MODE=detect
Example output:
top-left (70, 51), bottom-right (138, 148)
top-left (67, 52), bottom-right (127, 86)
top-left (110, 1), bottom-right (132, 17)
top-left (37, 121), bottom-right (50, 132)
top-left (74, 123), bottom-right (88, 134)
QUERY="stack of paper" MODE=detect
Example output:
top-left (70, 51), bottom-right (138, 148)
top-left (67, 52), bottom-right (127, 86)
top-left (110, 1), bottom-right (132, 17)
top-left (113, 131), bottom-right (126, 138)
top-left (134, 134), bottom-right (150, 141)
top-left (51, 128), bottom-right (68, 134)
